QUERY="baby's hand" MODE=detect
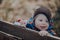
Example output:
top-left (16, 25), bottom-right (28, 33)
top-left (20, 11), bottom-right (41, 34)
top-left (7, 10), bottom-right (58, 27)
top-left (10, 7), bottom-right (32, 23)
top-left (38, 30), bottom-right (51, 36)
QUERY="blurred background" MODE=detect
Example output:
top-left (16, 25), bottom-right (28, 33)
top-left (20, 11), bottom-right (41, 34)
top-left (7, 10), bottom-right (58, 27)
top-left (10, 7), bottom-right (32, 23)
top-left (0, 0), bottom-right (60, 36)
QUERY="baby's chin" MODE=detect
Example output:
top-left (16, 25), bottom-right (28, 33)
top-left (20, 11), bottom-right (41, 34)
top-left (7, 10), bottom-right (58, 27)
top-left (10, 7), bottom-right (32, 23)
top-left (39, 28), bottom-right (45, 30)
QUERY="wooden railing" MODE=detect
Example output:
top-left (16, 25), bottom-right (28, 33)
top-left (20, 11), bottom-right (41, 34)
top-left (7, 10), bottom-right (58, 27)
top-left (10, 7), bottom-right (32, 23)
top-left (0, 31), bottom-right (22, 40)
top-left (0, 21), bottom-right (60, 40)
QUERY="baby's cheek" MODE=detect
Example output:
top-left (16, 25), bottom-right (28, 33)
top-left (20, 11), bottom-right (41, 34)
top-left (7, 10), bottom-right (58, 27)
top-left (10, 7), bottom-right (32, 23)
top-left (46, 23), bottom-right (49, 27)
top-left (35, 22), bottom-right (40, 26)
top-left (35, 23), bottom-right (41, 29)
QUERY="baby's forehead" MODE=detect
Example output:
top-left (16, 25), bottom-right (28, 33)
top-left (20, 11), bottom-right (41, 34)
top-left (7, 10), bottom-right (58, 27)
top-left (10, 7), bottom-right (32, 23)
top-left (35, 14), bottom-right (48, 20)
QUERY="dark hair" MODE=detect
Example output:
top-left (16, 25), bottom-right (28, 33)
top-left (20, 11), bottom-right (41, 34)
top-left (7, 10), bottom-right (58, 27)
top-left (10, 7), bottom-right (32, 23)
top-left (33, 7), bottom-right (51, 23)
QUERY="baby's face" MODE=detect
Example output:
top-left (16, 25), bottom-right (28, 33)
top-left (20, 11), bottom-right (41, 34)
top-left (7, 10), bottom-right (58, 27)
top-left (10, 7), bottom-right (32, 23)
top-left (35, 14), bottom-right (49, 30)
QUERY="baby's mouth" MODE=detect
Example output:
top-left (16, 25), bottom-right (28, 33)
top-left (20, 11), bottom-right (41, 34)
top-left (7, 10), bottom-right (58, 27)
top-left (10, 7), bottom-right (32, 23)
top-left (40, 26), bottom-right (47, 29)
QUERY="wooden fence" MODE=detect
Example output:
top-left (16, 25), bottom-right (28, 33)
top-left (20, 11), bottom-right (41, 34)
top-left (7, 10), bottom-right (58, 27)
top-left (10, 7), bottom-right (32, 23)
top-left (0, 21), bottom-right (60, 40)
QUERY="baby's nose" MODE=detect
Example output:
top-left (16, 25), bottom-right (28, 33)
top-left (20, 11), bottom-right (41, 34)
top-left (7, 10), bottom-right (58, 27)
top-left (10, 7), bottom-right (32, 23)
top-left (42, 22), bottom-right (46, 25)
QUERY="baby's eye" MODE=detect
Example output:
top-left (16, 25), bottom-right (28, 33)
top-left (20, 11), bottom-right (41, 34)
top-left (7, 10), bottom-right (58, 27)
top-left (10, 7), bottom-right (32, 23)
top-left (39, 20), bottom-right (43, 22)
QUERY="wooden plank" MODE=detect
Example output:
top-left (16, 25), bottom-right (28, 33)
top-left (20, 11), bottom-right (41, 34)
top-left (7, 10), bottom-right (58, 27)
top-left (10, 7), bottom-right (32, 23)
top-left (0, 21), bottom-right (60, 40)
top-left (0, 31), bottom-right (22, 40)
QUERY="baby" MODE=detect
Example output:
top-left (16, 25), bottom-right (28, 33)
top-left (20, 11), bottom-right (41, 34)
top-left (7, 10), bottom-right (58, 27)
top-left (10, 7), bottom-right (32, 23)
top-left (26, 6), bottom-right (56, 36)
